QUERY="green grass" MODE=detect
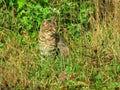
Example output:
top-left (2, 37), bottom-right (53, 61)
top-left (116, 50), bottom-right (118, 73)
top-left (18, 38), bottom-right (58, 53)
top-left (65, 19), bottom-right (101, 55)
top-left (0, 26), bottom-right (120, 90)
top-left (0, 0), bottom-right (120, 90)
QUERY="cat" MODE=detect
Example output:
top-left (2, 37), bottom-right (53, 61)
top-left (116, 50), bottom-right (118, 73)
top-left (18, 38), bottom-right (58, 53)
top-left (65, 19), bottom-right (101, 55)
top-left (39, 18), bottom-right (69, 58)
top-left (38, 19), bottom-right (57, 56)
top-left (55, 33), bottom-right (69, 57)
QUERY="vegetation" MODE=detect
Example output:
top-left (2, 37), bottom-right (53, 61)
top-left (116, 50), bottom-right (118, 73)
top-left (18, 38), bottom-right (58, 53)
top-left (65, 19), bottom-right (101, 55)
top-left (0, 0), bottom-right (120, 89)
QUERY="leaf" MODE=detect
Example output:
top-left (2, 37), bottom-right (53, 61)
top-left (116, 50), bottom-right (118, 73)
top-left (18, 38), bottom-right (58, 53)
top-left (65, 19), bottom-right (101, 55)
top-left (95, 72), bottom-right (103, 80)
top-left (0, 42), bottom-right (4, 48)
top-left (17, 0), bottom-right (26, 11)
top-left (42, 7), bottom-right (51, 18)
top-left (0, 0), bottom-right (3, 4)
top-left (117, 65), bottom-right (120, 72)
top-left (65, 66), bottom-right (71, 74)
top-left (9, 0), bottom-right (14, 6)
top-left (34, 4), bottom-right (42, 9)
top-left (44, 0), bottom-right (48, 3)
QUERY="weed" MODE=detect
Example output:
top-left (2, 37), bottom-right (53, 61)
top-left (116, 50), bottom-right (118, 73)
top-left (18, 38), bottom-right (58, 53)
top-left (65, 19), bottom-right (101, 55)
top-left (0, 0), bottom-right (120, 90)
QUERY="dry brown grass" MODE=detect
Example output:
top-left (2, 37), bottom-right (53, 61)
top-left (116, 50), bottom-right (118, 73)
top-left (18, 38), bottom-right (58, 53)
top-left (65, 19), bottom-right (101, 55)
top-left (0, 0), bottom-right (120, 89)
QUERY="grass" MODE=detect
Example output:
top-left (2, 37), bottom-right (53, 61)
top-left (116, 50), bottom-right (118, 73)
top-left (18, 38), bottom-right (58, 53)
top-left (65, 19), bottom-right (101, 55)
top-left (0, 25), bottom-right (120, 90)
top-left (0, 0), bottom-right (120, 90)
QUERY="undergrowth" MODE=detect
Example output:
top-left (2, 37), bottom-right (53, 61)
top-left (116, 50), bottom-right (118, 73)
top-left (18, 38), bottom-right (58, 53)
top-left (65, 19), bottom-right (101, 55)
top-left (0, 0), bottom-right (120, 90)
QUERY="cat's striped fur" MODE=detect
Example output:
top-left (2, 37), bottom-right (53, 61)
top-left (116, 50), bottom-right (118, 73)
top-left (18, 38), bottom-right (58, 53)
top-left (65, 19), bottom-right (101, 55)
top-left (39, 19), bottom-right (69, 57)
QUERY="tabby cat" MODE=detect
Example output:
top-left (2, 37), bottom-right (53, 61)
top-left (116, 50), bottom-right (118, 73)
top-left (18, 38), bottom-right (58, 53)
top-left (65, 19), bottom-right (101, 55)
top-left (39, 19), bottom-right (69, 57)
top-left (57, 35), bottom-right (69, 57)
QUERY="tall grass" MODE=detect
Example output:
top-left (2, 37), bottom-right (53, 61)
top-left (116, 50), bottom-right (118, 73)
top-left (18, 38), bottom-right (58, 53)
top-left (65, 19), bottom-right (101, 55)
top-left (0, 0), bottom-right (120, 89)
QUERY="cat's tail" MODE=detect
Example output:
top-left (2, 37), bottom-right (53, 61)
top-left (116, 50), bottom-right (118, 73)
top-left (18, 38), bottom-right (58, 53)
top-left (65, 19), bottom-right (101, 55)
top-left (57, 36), bottom-right (69, 57)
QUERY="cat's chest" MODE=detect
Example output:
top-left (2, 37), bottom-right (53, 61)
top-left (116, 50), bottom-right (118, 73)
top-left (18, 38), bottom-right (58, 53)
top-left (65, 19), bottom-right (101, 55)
top-left (44, 32), bottom-right (53, 39)
top-left (40, 31), bottom-right (55, 41)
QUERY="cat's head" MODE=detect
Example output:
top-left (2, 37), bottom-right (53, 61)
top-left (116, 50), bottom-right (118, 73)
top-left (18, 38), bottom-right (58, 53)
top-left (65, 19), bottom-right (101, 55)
top-left (40, 18), bottom-right (57, 33)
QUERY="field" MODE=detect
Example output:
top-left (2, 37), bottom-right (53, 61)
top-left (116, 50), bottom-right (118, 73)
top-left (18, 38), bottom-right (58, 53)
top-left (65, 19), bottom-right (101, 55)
top-left (0, 0), bottom-right (120, 90)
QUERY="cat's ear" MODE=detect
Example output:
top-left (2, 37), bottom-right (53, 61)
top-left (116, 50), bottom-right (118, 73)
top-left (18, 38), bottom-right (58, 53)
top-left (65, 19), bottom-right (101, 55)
top-left (52, 17), bottom-right (57, 22)
top-left (52, 17), bottom-right (58, 23)
top-left (42, 19), bottom-right (47, 25)
top-left (52, 17), bottom-right (58, 28)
